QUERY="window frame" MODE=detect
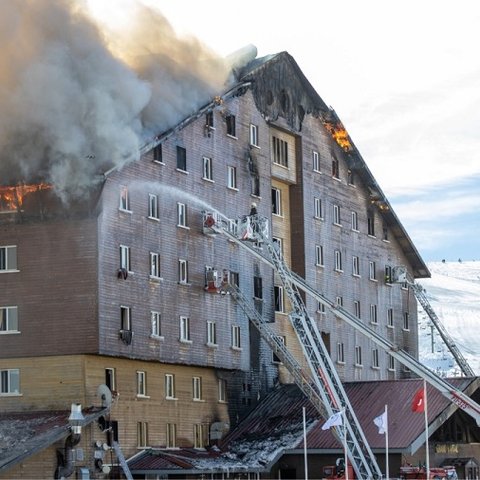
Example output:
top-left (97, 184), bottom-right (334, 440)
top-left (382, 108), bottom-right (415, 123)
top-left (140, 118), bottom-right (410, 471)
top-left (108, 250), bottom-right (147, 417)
top-left (218, 378), bottom-right (227, 403)
top-left (336, 342), bottom-right (345, 364)
top-left (120, 306), bottom-right (131, 331)
top-left (372, 349), bottom-right (380, 369)
top-left (153, 144), bottom-right (163, 163)
top-left (227, 165), bottom-right (238, 190)
top-left (192, 376), bottom-right (202, 401)
top-left (332, 158), bottom-right (340, 179)
top-left (370, 304), bottom-right (378, 324)
top-left (351, 211), bottom-right (359, 231)
top-left (0, 306), bottom-right (18, 333)
top-left (119, 245), bottom-right (131, 272)
top-left (137, 421), bottom-right (149, 448)
top-left (119, 186), bottom-right (131, 212)
top-left (355, 345), bottom-right (363, 367)
top-left (0, 368), bottom-right (20, 395)
top-left (148, 193), bottom-right (159, 220)
top-left (272, 136), bottom-right (288, 167)
top-left (354, 300), bottom-right (361, 319)
top-left (202, 156), bottom-right (213, 181)
top-left (231, 325), bottom-right (241, 349)
top-left (333, 204), bottom-right (341, 226)
top-left (250, 124), bottom-right (259, 147)
top-left (334, 250), bottom-right (343, 272)
top-left (226, 114), bottom-right (236, 137)
top-left (274, 285), bottom-right (285, 313)
top-left (206, 320), bottom-right (217, 346)
top-left (178, 259), bottom-right (189, 284)
top-left (387, 308), bottom-right (394, 328)
top-left (165, 374), bottom-right (176, 400)
top-left (0, 246), bottom-right (18, 272)
top-left (312, 150), bottom-right (320, 172)
top-left (352, 255), bottom-right (360, 277)
top-left (314, 197), bottom-right (323, 219)
top-left (136, 370), bottom-right (147, 397)
top-left (180, 316), bottom-right (191, 342)
top-left (369, 261), bottom-right (377, 281)
top-left (272, 188), bottom-right (282, 216)
top-left (315, 245), bottom-right (324, 267)
top-left (176, 146), bottom-right (187, 172)
top-left (177, 202), bottom-right (188, 228)
top-left (149, 252), bottom-right (161, 279)
top-left (166, 423), bottom-right (177, 448)
top-left (151, 311), bottom-right (161, 337)
top-left (403, 312), bottom-right (410, 331)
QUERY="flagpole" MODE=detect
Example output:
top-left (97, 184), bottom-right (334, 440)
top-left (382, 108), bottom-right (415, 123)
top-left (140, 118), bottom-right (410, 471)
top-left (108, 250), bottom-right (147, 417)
top-left (343, 410), bottom-right (348, 480)
top-left (424, 379), bottom-right (430, 479)
top-left (385, 404), bottom-right (389, 480)
top-left (303, 407), bottom-right (308, 480)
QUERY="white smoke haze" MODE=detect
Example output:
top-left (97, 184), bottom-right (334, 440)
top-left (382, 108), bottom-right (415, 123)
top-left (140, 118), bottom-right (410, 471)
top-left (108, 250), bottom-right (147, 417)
top-left (0, 0), bottom-right (230, 200)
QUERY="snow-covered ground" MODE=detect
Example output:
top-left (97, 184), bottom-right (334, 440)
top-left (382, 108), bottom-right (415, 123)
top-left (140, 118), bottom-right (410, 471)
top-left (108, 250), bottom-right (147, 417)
top-left (417, 260), bottom-right (480, 376)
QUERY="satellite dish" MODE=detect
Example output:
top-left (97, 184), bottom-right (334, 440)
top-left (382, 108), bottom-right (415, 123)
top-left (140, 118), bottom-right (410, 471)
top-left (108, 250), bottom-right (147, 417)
top-left (97, 384), bottom-right (112, 408)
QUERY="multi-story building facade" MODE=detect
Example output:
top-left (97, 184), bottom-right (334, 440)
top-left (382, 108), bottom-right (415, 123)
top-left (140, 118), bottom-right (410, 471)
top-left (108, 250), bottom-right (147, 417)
top-left (0, 51), bottom-right (428, 478)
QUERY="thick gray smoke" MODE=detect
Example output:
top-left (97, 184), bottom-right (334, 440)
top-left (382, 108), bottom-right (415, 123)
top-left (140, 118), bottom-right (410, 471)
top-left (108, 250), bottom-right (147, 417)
top-left (0, 0), bottom-right (230, 200)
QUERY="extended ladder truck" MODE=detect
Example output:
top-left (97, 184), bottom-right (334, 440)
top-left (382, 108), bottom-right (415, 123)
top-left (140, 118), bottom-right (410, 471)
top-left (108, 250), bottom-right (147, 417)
top-left (391, 267), bottom-right (475, 377)
top-left (203, 211), bottom-right (480, 478)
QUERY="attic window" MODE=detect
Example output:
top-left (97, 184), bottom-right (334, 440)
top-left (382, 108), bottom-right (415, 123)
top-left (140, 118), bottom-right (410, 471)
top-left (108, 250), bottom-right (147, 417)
top-left (279, 90), bottom-right (289, 113)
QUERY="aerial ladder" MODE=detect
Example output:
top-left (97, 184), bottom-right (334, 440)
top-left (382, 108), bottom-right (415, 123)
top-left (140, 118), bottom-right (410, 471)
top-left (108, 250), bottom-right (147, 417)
top-left (391, 267), bottom-right (475, 377)
top-left (203, 212), bottom-right (480, 430)
top-left (206, 212), bottom-right (382, 479)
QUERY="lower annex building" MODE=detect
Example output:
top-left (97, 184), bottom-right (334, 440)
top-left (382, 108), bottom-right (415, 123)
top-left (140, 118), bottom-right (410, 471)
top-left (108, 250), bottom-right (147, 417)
top-left (0, 51), bottom-right (433, 478)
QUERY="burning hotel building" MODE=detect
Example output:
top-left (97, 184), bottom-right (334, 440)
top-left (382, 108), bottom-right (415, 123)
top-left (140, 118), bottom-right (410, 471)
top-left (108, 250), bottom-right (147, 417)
top-left (1, 5), bottom-right (479, 479)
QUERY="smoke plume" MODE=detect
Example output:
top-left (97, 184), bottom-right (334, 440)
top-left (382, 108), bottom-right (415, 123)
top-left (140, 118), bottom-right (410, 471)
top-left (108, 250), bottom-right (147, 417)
top-left (0, 0), bottom-right (230, 199)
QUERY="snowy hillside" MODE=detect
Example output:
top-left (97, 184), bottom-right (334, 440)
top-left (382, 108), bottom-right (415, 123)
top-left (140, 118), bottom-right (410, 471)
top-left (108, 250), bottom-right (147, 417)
top-left (417, 260), bottom-right (480, 376)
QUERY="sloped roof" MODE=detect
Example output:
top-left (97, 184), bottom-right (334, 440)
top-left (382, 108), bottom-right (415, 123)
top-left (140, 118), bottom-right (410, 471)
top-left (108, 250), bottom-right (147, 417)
top-left (128, 378), bottom-right (479, 475)
top-left (0, 407), bottom-right (108, 473)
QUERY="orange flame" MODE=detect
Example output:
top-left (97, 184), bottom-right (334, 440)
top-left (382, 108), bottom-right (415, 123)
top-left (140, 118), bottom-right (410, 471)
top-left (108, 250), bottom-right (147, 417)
top-left (0, 184), bottom-right (52, 212)
top-left (323, 122), bottom-right (352, 152)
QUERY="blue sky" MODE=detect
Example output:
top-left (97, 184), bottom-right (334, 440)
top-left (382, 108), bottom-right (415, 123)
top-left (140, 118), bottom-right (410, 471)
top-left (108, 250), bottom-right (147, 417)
top-left (88, 0), bottom-right (480, 262)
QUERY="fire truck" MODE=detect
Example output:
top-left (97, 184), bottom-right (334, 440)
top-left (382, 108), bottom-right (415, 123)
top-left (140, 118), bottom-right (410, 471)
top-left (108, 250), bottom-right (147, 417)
top-left (399, 465), bottom-right (457, 480)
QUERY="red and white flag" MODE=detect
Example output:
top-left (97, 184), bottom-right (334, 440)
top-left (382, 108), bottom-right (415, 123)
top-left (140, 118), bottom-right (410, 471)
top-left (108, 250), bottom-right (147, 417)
top-left (411, 386), bottom-right (425, 413)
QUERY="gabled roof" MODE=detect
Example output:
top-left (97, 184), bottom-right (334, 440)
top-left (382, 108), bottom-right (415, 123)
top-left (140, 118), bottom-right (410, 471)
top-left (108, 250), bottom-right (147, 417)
top-left (128, 378), bottom-right (480, 476)
top-left (0, 407), bottom-right (108, 473)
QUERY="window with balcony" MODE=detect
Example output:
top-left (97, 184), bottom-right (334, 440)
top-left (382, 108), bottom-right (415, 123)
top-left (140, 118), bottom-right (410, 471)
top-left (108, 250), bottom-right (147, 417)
top-left (272, 136), bottom-right (288, 166)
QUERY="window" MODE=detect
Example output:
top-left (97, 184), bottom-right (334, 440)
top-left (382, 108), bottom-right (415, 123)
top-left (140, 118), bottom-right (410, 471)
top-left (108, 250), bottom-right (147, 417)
top-left (205, 111), bottom-right (214, 129)
top-left (253, 276), bottom-right (263, 299)
top-left (347, 169), bottom-right (355, 185)
top-left (194, 424), bottom-right (209, 449)
top-left (119, 186), bottom-right (130, 211)
top-left (218, 378), bottom-right (227, 402)
top-left (332, 158), bottom-right (340, 179)
top-left (120, 306), bottom-right (131, 331)
top-left (0, 246), bottom-right (17, 271)
top-left (0, 369), bottom-right (20, 394)
top-left (314, 197), bottom-right (323, 219)
top-left (369, 261), bottom-right (377, 281)
top-left (315, 245), bottom-right (324, 266)
top-left (119, 245), bottom-right (131, 272)
top-left (387, 308), bottom-right (394, 328)
top-left (274, 286), bottom-right (284, 313)
top-left (403, 312), bottom-right (410, 331)
top-left (153, 144), bottom-right (162, 163)
top-left (176, 146), bottom-right (187, 171)
top-left (272, 136), bottom-right (288, 167)
top-left (383, 223), bottom-right (389, 241)
top-left (333, 204), bottom-right (341, 225)
top-left (203, 156), bottom-right (213, 181)
top-left (354, 300), bottom-right (361, 319)
top-left (165, 374), bottom-right (176, 399)
top-left (272, 336), bottom-right (285, 363)
top-left (251, 175), bottom-right (260, 196)
top-left (370, 304), bottom-right (378, 324)
top-left (151, 311), bottom-right (161, 337)
top-left (226, 115), bottom-right (236, 137)
top-left (272, 188), bottom-right (282, 215)
top-left (207, 321), bottom-right (217, 346)
top-left (313, 150), bottom-right (320, 172)
top-left (227, 166), bottom-right (237, 189)
top-left (166, 423), bottom-right (176, 448)
top-left (372, 349), bottom-right (380, 368)
top-left (177, 202), bottom-right (187, 227)
top-left (137, 422), bottom-right (148, 447)
top-left (136, 371), bottom-right (147, 396)
top-left (388, 354), bottom-right (395, 371)
top-left (148, 193), bottom-right (159, 219)
top-left (385, 265), bottom-right (392, 284)
top-left (351, 211), bottom-right (359, 231)
top-left (178, 259), bottom-right (189, 284)
top-left (105, 368), bottom-right (116, 392)
top-left (231, 325), bottom-right (241, 349)
top-left (193, 376), bottom-right (202, 401)
top-left (367, 214), bottom-right (375, 236)
top-left (317, 302), bottom-right (326, 314)
top-left (355, 346), bottom-right (363, 366)
top-left (250, 124), bottom-right (259, 147)
top-left (0, 306), bottom-right (18, 332)
top-left (352, 256), bottom-right (360, 277)
top-left (180, 316), bottom-right (191, 342)
top-left (230, 271), bottom-right (240, 287)
top-left (272, 237), bottom-right (283, 256)
top-left (336, 296), bottom-right (343, 307)
top-left (334, 250), bottom-right (343, 272)
top-left (336, 343), bottom-right (345, 363)
top-left (149, 252), bottom-right (160, 278)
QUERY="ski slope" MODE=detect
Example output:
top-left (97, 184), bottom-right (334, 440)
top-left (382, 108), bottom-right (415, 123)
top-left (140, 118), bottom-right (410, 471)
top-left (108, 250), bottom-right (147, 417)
top-left (417, 260), bottom-right (480, 376)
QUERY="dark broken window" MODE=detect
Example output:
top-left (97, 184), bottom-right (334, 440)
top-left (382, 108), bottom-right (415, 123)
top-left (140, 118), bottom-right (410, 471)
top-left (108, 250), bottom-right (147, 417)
top-left (153, 144), bottom-right (162, 163)
top-left (176, 146), bottom-right (187, 171)
top-left (226, 115), bottom-right (236, 137)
